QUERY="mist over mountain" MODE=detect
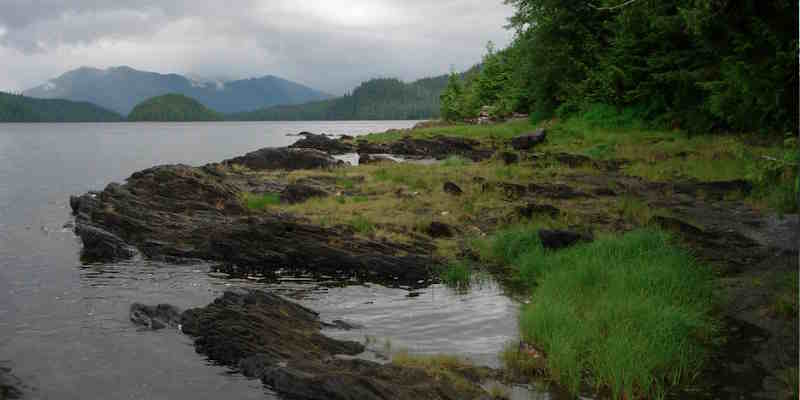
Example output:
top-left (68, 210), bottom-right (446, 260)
top-left (23, 66), bottom-right (332, 115)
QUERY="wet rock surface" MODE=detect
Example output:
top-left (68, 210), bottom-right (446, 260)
top-left (0, 365), bottom-right (23, 400)
top-left (70, 163), bottom-right (435, 286)
top-left (130, 303), bottom-right (182, 330)
top-left (175, 290), bottom-right (489, 400)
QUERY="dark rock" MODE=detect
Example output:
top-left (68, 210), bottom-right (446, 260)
top-left (0, 365), bottom-right (23, 400)
top-left (323, 319), bottom-right (364, 331)
top-left (358, 154), bottom-right (397, 165)
top-left (130, 303), bottom-right (182, 330)
top-left (593, 187), bottom-right (617, 196)
top-left (178, 291), bottom-right (486, 400)
top-left (517, 203), bottom-right (560, 219)
top-left (538, 229), bottom-right (591, 250)
top-left (443, 181), bottom-right (463, 196)
top-left (291, 133), bottom-right (354, 154)
top-left (70, 163), bottom-right (435, 286)
top-left (339, 135), bottom-right (354, 141)
top-left (426, 221), bottom-right (454, 238)
top-left (225, 147), bottom-right (337, 171)
top-left (74, 224), bottom-right (137, 262)
top-left (280, 183), bottom-right (328, 204)
top-left (500, 151), bottom-right (519, 165)
top-left (357, 136), bottom-right (493, 161)
top-left (673, 180), bottom-right (753, 200)
top-left (511, 129), bottom-right (546, 150)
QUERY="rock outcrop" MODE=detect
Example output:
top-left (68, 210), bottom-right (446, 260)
top-left (224, 147), bottom-right (338, 171)
top-left (174, 290), bottom-right (489, 400)
top-left (70, 163), bottom-right (435, 286)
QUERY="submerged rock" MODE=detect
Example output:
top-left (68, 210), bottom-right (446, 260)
top-left (511, 129), bottom-right (546, 150)
top-left (130, 303), bottom-right (182, 330)
top-left (174, 291), bottom-right (488, 400)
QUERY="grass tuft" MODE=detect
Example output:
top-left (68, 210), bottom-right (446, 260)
top-left (489, 227), bottom-right (716, 399)
top-left (439, 261), bottom-right (472, 289)
top-left (242, 192), bottom-right (281, 211)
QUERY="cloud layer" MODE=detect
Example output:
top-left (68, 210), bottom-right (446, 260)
top-left (0, 1), bottom-right (514, 94)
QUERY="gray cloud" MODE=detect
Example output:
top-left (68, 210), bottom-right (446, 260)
top-left (0, 0), bottom-right (514, 94)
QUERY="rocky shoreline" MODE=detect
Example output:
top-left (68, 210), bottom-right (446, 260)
top-left (70, 127), bottom-right (798, 398)
top-left (131, 290), bottom-right (493, 400)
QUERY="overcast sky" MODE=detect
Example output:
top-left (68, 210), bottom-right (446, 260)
top-left (0, 1), bottom-right (515, 94)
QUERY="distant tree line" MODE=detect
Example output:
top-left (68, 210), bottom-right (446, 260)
top-left (229, 76), bottom-right (450, 121)
top-left (0, 91), bottom-right (122, 122)
top-left (441, 0), bottom-right (798, 134)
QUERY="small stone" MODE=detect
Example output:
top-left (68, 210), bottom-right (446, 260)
top-left (443, 181), bottom-right (463, 196)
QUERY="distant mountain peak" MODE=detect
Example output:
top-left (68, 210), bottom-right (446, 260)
top-left (23, 66), bottom-right (331, 115)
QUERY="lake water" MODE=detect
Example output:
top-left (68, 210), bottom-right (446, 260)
top-left (0, 122), bottom-right (526, 400)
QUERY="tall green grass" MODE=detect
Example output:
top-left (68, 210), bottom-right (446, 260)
top-left (439, 260), bottom-right (472, 289)
top-left (485, 228), bottom-right (716, 399)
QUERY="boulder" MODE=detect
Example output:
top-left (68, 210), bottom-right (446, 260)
top-left (130, 303), bottom-right (182, 330)
top-left (443, 181), bottom-right (463, 196)
top-left (225, 147), bottom-right (337, 171)
top-left (511, 129), bottom-right (546, 150)
top-left (74, 224), bottom-right (137, 262)
top-left (280, 183), bottom-right (328, 204)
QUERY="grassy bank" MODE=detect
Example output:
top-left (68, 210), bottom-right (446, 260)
top-left (480, 227), bottom-right (716, 398)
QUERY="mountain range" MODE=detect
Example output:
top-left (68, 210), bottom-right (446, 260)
top-left (23, 66), bottom-right (331, 115)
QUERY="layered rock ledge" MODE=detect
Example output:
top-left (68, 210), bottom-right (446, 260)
top-left (133, 290), bottom-right (490, 400)
top-left (70, 146), bottom-right (435, 285)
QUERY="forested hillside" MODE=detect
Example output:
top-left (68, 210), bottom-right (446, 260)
top-left (441, 0), bottom-right (798, 134)
top-left (128, 94), bottom-right (222, 121)
top-left (0, 92), bottom-right (122, 122)
top-left (229, 76), bottom-right (449, 121)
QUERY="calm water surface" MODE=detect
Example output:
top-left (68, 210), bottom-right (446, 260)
top-left (0, 122), bottom-right (528, 399)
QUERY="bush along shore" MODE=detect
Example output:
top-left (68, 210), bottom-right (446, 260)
top-left (71, 117), bottom-right (797, 399)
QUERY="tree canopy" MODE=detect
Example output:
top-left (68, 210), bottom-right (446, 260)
top-left (441, 0), bottom-right (798, 134)
top-left (0, 91), bottom-right (122, 122)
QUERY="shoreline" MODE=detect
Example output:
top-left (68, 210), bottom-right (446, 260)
top-left (69, 119), bottom-right (798, 398)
